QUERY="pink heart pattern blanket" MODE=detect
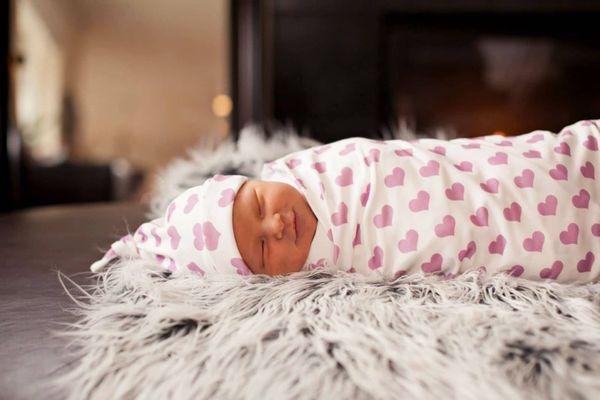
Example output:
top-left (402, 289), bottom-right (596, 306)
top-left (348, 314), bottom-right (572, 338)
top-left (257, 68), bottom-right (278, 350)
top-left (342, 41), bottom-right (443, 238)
top-left (261, 119), bottom-right (600, 283)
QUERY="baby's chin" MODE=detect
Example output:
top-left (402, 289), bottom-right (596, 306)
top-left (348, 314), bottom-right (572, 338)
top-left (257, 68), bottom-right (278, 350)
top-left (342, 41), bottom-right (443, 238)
top-left (266, 261), bottom-right (305, 276)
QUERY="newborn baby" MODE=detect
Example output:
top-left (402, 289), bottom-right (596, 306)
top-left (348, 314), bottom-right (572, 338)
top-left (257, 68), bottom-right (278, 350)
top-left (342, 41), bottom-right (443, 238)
top-left (92, 119), bottom-right (600, 283)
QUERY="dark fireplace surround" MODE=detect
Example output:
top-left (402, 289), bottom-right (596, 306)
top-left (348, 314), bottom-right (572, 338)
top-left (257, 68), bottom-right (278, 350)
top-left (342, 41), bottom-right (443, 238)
top-left (232, 1), bottom-right (600, 143)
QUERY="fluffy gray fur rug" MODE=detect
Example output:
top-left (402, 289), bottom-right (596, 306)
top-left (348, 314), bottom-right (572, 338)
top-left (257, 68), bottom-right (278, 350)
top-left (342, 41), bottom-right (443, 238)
top-left (55, 126), bottom-right (600, 400)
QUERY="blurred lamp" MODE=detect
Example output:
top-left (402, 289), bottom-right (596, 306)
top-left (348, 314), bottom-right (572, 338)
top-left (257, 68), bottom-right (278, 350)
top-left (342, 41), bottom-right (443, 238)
top-left (212, 94), bottom-right (232, 117)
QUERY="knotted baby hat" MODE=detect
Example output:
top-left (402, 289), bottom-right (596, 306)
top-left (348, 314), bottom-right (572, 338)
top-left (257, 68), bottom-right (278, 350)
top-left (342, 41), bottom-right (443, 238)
top-left (90, 174), bottom-right (252, 276)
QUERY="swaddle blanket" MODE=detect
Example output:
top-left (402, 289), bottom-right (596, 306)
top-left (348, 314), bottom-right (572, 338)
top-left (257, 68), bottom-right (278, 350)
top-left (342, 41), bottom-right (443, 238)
top-left (262, 119), bottom-right (600, 283)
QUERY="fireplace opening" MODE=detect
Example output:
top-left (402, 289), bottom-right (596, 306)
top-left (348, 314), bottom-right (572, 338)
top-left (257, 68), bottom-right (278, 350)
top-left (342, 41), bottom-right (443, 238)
top-left (383, 12), bottom-right (600, 138)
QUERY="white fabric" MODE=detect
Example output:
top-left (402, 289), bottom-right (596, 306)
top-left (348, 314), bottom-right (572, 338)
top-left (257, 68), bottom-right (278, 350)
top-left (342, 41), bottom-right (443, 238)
top-left (261, 119), bottom-right (600, 283)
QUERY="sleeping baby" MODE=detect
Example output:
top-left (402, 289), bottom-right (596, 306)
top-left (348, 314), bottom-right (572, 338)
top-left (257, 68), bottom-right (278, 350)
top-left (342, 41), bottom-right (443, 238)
top-left (91, 119), bottom-right (600, 283)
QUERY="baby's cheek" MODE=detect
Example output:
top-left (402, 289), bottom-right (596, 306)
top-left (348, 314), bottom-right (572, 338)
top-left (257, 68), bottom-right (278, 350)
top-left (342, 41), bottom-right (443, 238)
top-left (271, 244), bottom-right (303, 274)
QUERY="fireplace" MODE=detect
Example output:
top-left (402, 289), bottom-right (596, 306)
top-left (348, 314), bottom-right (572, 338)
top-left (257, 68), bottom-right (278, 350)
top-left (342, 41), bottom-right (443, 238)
top-left (232, 1), bottom-right (600, 142)
top-left (383, 11), bottom-right (600, 138)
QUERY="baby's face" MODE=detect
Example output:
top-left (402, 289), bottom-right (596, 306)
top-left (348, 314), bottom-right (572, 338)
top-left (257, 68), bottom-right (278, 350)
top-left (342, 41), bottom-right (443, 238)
top-left (232, 180), bottom-right (317, 275)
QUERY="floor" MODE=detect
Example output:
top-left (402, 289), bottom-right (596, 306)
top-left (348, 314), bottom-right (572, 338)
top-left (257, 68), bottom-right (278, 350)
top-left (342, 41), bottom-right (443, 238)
top-left (0, 202), bottom-right (146, 400)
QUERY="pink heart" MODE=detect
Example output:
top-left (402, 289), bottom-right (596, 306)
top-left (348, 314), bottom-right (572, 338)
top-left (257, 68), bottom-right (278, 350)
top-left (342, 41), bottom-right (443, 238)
top-left (419, 160), bottom-right (440, 177)
top-left (580, 161), bottom-right (595, 179)
top-left (421, 253), bottom-right (443, 273)
top-left (314, 145), bottom-right (331, 154)
top-left (398, 230), bottom-right (418, 253)
top-left (335, 167), bottom-right (354, 186)
top-left (429, 146), bottom-right (446, 156)
top-left (193, 223), bottom-right (205, 250)
top-left (496, 140), bottom-right (513, 147)
top-left (319, 182), bottom-right (325, 200)
top-left (151, 227), bottom-right (162, 247)
top-left (202, 222), bottom-right (220, 250)
top-left (584, 135), bottom-right (598, 151)
top-left (592, 224), bottom-right (600, 237)
top-left (167, 226), bottom-right (181, 250)
top-left (577, 252), bottom-right (595, 273)
top-left (231, 258), bottom-right (252, 275)
top-left (352, 224), bottom-right (362, 247)
top-left (184, 194), bottom-right (199, 213)
top-left (218, 188), bottom-right (236, 207)
top-left (539, 260), bottom-right (563, 280)
top-left (445, 183), bottom-right (464, 201)
top-left (384, 167), bottom-right (405, 187)
top-left (339, 143), bottom-right (356, 155)
top-left (526, 133), bottom-right (544, 143)
top-left (514, 169), bottom-right (534, 188)
top-left (331, 202), bottom-right (349, 226)
top-left (507, 265), bottom-right (524, 277)
top-left (488, 234), bottom-right (506, 255)
top-left (368, 246), bottom-right (384, 270)
top-left (549, 164), bottom-right (568, 181)
top-left (394, 270), bottom-right (407, 279)
top-left (187, 262), bottom-right (205, 276)
top-left (373, 205), bottom-right (394, 228)
top-left (441, 273), bottom-right (456, 280)
top-left (167, 202), bottom-right (177, 222)
top-left (537, 195), bottom-right (557, 216)
top-left (488, 151), bottom-right (508, 165)
top-left (462, 142), bottom-right (481, 149)
top-left (523, 231), bottom-right (544, 252)
top-left (559, 223), bottom-right (579, 245)
top-left (312, 162), bottom-right (327, 173)
top-left (394, 148), bottom-right (413, 157)
top-left (582, 120), bottom-right (595, 126)
top-left (503, 202), bottom-right (522, 222)
top-left (572, 189), bottom-right (590, 209)
top-left (285, 158), bottom-right (302, 169)
top-left (522, 150), bottom-right (541, 158)
top-left (137, 229), bottom-right (148, 243)
top-left (458, 241), bottom-right (476, 261)
top-left (480, 178), bottom-right (500, 194)
top-left (327, 229), bottom-right (333, 241)
top-left (553, 142), bottom-right (571, 156)
top-left (360, 183), bottom-right (371, 207)
top-left (562, 129), bottom-right (575, 136)
top-left (363, 149), bottom-right (381, 166)
top-left (470, 207), bottom-right (489, 227)
top-left (454, 161), bottom-right (473, 172)
top-left (409, 190), bottom-right (430, 212)
top-left (309, 259), bottom-right (327, 270)
top-left (434, 215), bottom-right (455, 237)
top-left (333, 244), bottom-right (341, 263)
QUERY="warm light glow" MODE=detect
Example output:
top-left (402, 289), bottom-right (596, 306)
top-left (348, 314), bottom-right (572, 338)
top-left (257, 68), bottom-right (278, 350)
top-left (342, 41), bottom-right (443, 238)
top-left (493, 130), bottom-right (507, 136)
top-left (212, 94), bottom-right (232, 117)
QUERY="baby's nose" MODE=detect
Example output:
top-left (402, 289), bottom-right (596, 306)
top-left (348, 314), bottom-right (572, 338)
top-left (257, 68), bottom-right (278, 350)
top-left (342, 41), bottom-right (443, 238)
top-left (263, 213), bottom-right (284, 239)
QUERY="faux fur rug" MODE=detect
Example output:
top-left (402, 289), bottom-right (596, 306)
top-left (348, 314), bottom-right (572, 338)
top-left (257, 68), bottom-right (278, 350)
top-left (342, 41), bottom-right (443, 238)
top-left (56, 264), bottom-right (600, 400)
top-left (55, 125), bottom-right (600, 399)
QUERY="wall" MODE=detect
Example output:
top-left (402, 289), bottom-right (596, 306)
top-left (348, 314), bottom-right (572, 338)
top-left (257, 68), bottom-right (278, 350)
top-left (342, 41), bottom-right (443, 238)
top-left (29, 0), bottom-right (230, 171)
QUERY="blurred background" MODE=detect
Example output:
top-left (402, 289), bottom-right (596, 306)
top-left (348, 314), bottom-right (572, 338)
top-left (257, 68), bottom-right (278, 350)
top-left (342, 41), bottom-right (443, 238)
top-left (2, 0), bottom-right (600, 212)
